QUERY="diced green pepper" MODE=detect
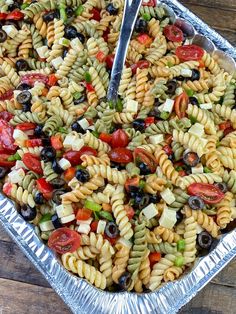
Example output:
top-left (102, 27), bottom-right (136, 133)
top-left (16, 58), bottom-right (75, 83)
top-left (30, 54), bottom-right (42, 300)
top-left (40, 213), bottom-right (52, 223)
top-left (174, 255), bottom-right (184, 267)
top-left (203, 167), bottom-right (212, 173)
top-left (8, 153), bottom-right (21, 161)
top-left (99, 211), bottom-right (114, 221)
top-left (75, 5), bottom-right (84, 16)
top-left (84, 72), bottom-right (92, 83)
top-left (139, 180), bottom-right (146, 189)
top-left (109, 100), bottom-right (114, 109)
top-left (142, 13), bottom-right (151, 21)
top-left (177, 239), bottom-right (186, 252)
top-left (92, 131), bottom-right (99, 138)
top-left (21, 3), bottom-right (30, 9)
top-left (160, 111), bottom-right (170, 120)
top-left (76, 165), bottom-right (85, 170)
top-left (59, 6), bottom-right (67, 23)
top-left (115, 98), bottom-right (123, 112)
top-left (185, 88), bottom-right (194, 97)
top-left (58, 127), bottom-right (68, 134)
top-left (189, 115), bottom-right (197, 124)
top-left (175, 166), bottom-right (183, 172)
top-left (84, 200), bottom-right (102, 212)
top-left (167, 61), bottom-right (174, 68)
top-left (73, 92), bottom-right (82, 100)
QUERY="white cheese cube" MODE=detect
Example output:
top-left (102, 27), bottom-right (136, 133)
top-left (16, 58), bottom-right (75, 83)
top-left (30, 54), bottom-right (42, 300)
top-left (76, 218), bottom-right (93, 225)
top-left (117, 237), bottom-right (132, 249)
top-left (36, 46), bottom-right (49, 59)
top-left (97, 220), bottom-right (106, 234)
top-left (188, 123), bottom-right (205, 138)
top-left (160, 188), bottom-right (175, 205)
top-left (125, 99), bottom-right (139, 113)
top-left (2, 25), bottom-right (18, 38)
top-left (58, 158), bottom-right (71, 170)
top-left (149, 134), bottom-right (164, 145)
top-left (88, 125), bottom-right (95, 131)
top-left (156, 166), bottom-right (164, 178)
top-left (196, 224), bottom-right (204, 234)
top-left (78, 118), bottom-right (90, 130)
top-left (141, 203), bottom-right (158, 220)
top-left (60, 214), bottom-right (75, 224)
top-left (70, 38), bottom-right (84, 52)
top-left (72, 138), bottom-right (85, 151)
top-left (162, 99), bottom-right (175, 113)
top-left (159, 206), bottom-right (177, 229)
top-left (175, 87), bottom-right (184, 95)
top-left (103, 184), bottom-right (116, 196)
top-left (51, 57), bottom-right (63, 69)
top-left (68, 177), bottom-right (79, 189)
top-left (56, 204), bottom-right (74, 218)
top-left (6, 0), bottom-right (14, 4)
top-left (13, 129), bottom-right (28, 145)
top-left (191, 164), bottom-right (204, 174)
top-left (15, 160), bottom-right (28, 170)
top-left (8, 168), bottom-right (25, 184)
top-left (63, 133), bottom-right (78, 149)
top-left (39, 220), bottom-right (55, 232)
top-left (199, 103), bottom-right (213, 110)
top-left (180, 68), bottom-right (192, 77)
top-left (58, 37), bottom-right (70, 47)
top-left (76, 223), bottom-right (91, 234)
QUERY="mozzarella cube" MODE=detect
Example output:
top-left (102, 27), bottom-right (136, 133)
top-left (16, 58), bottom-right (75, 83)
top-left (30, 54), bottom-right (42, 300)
top-left (58, 37), bottom-right (70, 47)
top-left (60, 214), bottom-right (75, 224)
top-left (76, 223), bottom-right (91, 234)
top-left (88, 125), bottom-right (96, 131)
top-left (175, 87), bottom-right (184, 95)
top-left (180, 68), bottom-right (192, 77)
top-left (126, 99), bottom-right (138, 113)
top-left (78, 118), bottom-right (90, 130)
top-left (76, 218), bottom-right (93, 225)
top-left (68, 177), bottom-right (79, 189)
top-left (156, 166), bottom-right (164, 178)
top-left (2, 25), bottom-right (18, 38)
top-left (15, 160), bottom-right (28, 170)
top-left (192, 164), bottom-right (204, 174)
top-left (97, 220), bottom-right (107, 234)
top-left (39, 220), bottom-right (55, 232)
top-left (200, 103), bottom-right (213, 110)
top-left (70, 38), bottom-right (84, 52)
top-left (51, 57), bottom-right (63, 69)
top-left (103, 184), bottom-right (116, 196)
top-left (56, 204), bottom-right (74, 218)
top-left (58, 158), bottom-right (71, 170)
top-left (188, 123), bottom-right (205, 138)
top-left (117, 237), bottom-right (132, 249)
top-left (141, 203), bottom-right (158, 220)
top-left (162, 99), bottom-right (175, 113)
top-left (159, 206), bottom-right (177, 229)
top-left (63, 133), bottom-right (78, 149)
top-left (13, 129), bottom-right (28, 145)
top-left (8, 168), bottom-right (25, 184)
top-left (149, 134), bottom-right (164, 145)
top-left (36, 46), bottom-right (49, 59)
top-left (160, 188), bottom-right (175, 205)
top-left (72, 138), bottom-right (85, 151)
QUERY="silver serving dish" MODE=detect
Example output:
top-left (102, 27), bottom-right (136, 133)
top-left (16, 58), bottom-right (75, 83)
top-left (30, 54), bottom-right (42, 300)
top-left (0, 1), bottom-right (236, 313)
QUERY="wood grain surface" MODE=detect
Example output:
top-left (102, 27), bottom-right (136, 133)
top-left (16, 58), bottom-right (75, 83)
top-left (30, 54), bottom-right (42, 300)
top-left (0, 1), bottom-right (235, 313)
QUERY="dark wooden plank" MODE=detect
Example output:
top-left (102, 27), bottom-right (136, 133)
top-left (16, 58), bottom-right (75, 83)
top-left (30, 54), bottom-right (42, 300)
top-left (211, 258), bottom-right (236, 288)
top-left (0, 278), bottom-right (71, 314)
top-left (181, 0), bottom-right (236, 11)
top-left (179, 282), bottom-right (236, 314)
top-left (0, 239), bottom-right (50, 288)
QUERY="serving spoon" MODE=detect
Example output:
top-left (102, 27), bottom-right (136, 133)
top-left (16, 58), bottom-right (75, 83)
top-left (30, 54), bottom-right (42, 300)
top-left (107, 0), bottom-right (143, 102)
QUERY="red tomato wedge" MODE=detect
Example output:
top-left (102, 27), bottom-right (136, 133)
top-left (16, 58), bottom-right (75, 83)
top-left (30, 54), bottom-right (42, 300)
top-left (176, 44), bottom-right (204, 61)
top-left (108, 148), bottom-right (133, 164)
top-left (124, 205), bottom-right (135, 220)
top-left (163, 25), bottom-right (184, 42)
top-left (90, 220), bottom-right (99, 232)
top-left (162, 145), bottom-right (173, 156)
top-left (131, 60), bottom-right (149, 75)
top-left (51, 135), bottom-right (63, 150)
top-left (174, 92), bottom-right (189, 119)
top-left (0, 154), bottom-right (16, 167)
top-left (48, 227), bottom-right (81, 254)
top-left (105, 54), bottom-right (115, 69)
top-left (0, 89), bottom-right (13, 101)
top-left (219, 121), bottom-right (231, 131)
top-left (25, 139), bottom-right (42, 148)
top-left (16, 122), bottom-right (36, 131)
top-left (47, 74), bottom-right (58, 87)
top-left (133, 148), bottom-right (157, 173)
top-left (104, 234), bottom-right (117, 246)
top-left (3, 182), bottom-right (12, 195)
top-left (145, 117), bottom-right (155, 127)
top-left (0, 119), bottom-right (17, 153)
top-left (36, 178), bottom-right (54, 200)
top-left (0, 111), bottom-right (13, 122)
top-left (21, 73), bottom-right (48, 86)
top-left (96, 51), bottom-right (106, 62)
top-left (22, 153), bottom-right (43, 175)
top-left (137, 34), bottom-right (152, 46)
top-left (149, 252), bottom-right (161, 267)
top-left (165, 134), bottom-right (173, 145)
top-left (63, 147), bottom-right (97, 166)
top-left (142, 0), bottom-right (155, 6)
top-left (99, 133), bottom-right (112, 144)
top-left (111, 129), bottom-right (129, 148)
top-left (76, 208), bottom-right (92, 221)
top-left (0, 13), bottom-right (7, 20)
top-left (125, 177), bottom-right (140, 192)
top-left (64, 167), bottom-right (76, 182)
top-left (85, 82), bottom-right (95, 92)
top-left (187, 183), bottom-right (225, 204)
top-left (6, 10), bottom-right (24, 20)
top-left (90, 8), bottom-right (101, 21)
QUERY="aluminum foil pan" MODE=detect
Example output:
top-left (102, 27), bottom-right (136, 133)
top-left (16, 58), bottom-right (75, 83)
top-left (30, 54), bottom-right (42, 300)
top-left (1, 1), bottom-right (236, 313)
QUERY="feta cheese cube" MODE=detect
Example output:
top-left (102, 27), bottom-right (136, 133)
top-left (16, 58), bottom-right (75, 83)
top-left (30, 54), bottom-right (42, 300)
top-left (72, 138), bottom-right (85, 151)
top-left (58, 158), bottom-right (71, 170)
top-left (39, 220), bottom-right (55, 232)
top-left (76, 218), bottom-right (93, 225)
top-left (160, 188), bottom-right (175, 205)
top-left (51, 57), bottom-right (63, 69)
top-left (149, 134), bottom-right (164, 145)
top-left (68, 177), bottom-right (79, 189)
top-left (125, 99), bottom-right (139, 113)
top-left (15, 160), bottom-right (28, 170)
top-left (175, 87), bottom-right (184, 95)
top-left (191, 164), bottom-right (204, 174)
top-left (63, 133), bottom-right (79, 149)
top-left (180, 68), bottom-right (192, 77)
top-left (199, 103), bottom-right (213, 110)
top-left (97, 220), bottom-right (107, 234)
top-left (36, 46), bottom-right (49, 59)
top-left (8, 168), bottom-right (25, 184)
top-left (141, 203), bottom-right (158, 220)
top-left (162, 99), bottom-right (175, 113)
top-left (56, 204), bottom-right (74, 218)
top-left (13, 129), bottom-right (28, 145)
top-left (78, 118), bottom-right (90, 130)
top-left (2, 25), bottom-right (18, 38)
top-left (76, 223), bottom-right (91, 234)
top-left (60, 214), bottom-right (75, 224)
top-left (159, 206), bottom-right (177, 229)
top-left (70, 38), bottom-right (84, 52)
top-left (188, 123), bottom-right (205, 138)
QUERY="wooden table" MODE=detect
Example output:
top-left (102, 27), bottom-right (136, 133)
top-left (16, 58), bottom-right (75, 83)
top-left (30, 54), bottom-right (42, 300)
top-left (0, 1), bottom-right (236, 313)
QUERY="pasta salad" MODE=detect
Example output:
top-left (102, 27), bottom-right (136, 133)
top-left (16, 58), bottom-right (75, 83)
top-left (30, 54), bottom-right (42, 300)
top-left (0, 0), bottom-right (236, 293)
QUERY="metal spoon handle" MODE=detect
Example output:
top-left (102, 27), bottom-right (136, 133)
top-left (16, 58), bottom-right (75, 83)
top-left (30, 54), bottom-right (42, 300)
top-left (107, 0), bottom-right (143, 102)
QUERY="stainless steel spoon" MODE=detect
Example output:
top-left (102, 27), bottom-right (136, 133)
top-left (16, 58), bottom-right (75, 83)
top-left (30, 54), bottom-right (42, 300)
top-left (107, 0), bottom-right (143, 102)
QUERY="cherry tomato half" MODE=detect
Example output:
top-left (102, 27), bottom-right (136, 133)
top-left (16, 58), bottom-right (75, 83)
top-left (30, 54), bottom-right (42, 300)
top-left (0, 119), bottom-right (17, 153)
top-left (163, 25), bottom-right (184, 42)
top-left (90, 221), bottom-right (99, 232)
top-left (174, 92), bottom-right (189, 119)
top-left (0, 13), bottom-right (7, 20)
top-left (125, 176), bottom-right (140, 192)
top-left (187, 183), bottom-right (225, 204)
top-left (21, 73), bottom-right (48, 86)
top-left (16, 122), bottom-right (36, 131)
top-left (0, 154), bottom-right (16, 167)
top-left (6, 10), bottom-right (24, 20)
top-left (99, 133), bottom-right (112, 144)
top-left (63, 146), bottom-right (97, 166)
top-left (142, 0), bottom-right (155, 6)
top-left (149, 252), bottom-right (161, 267)
top-left (0, 111), bottom-right (13, 122)
top-left (111, 129), bottom-right (129, 148)
top-left (76, 208), bottom-right (92, 221)
top-left (51, 134), bottom-right (63, 150)
top-left (48, 227), bottom-right (81, 254)
top-left (85, 82), bottom-right (95, 92)
top-left (124, 205), bottom-right (135, 220)
top-left (176, 44), bottom-right (204, 61)
top-left (133, 148), bottom-right (157, 173)
top-left (145, 117), bottom-right (155, 127)
top-left (22, 153), bottom-right (43, 175)
top-left (36, 178), bottom-right (54, 200)
top-left (25, 139), bottom-right (43, 148)
top-left (108, 147), bottom-right (133, 164)
top-left (130, 60), bottom-right (150, 75)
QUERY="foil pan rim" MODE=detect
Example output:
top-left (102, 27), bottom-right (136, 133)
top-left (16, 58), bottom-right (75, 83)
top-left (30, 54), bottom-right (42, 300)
top-left (1, 1), bottom-right (236, 313)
